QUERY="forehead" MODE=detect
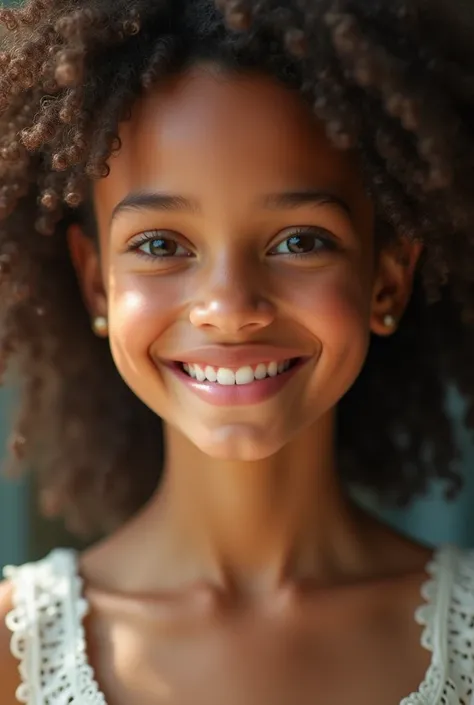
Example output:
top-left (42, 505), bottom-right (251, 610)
top-left (93, 66), bottom-right (368, 224)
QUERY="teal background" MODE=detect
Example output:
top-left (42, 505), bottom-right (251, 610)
top-left (0, 0), bottom-right (28, 571)
top-left (0, 390), bottom-right (29, 570)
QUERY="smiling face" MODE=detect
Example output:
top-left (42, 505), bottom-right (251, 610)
top-left (70, 65), bottom-right (418, 461)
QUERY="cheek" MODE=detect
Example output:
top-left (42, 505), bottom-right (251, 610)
top-left (107, 273), bottom-right (183, 376)
top-left (282, 262), bottom-right (372, 394)
top-left (282, 261), bottom-right (371, 339)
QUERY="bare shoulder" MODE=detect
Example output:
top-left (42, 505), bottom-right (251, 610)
top-left (0, 579), bottom-right (22, 705)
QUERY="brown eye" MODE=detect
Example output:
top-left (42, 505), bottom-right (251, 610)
top-left (147, 238), bottom-right (178, 256)
top-left (286, 234), bottom-right (323, 254)
top-left (270, 229), bottom-right (337, 256)
top-left (132, 231), bottom-right (192, 258)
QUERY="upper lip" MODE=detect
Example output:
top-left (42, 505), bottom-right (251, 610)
top-left (164, 345), bottom-right (309, 369)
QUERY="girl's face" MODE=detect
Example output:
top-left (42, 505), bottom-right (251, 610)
top-left (71, 65), bottom-right (419, 460)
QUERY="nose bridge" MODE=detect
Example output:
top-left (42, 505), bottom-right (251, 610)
top-left (189, 247), bottom-right (274, 333)
top-left (209, 248), bottom-right (258, 303)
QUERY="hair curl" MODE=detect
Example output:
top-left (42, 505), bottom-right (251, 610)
top-left (0, 0), bottom-right (474, 537)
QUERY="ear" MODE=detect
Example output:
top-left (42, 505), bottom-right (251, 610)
top-left (370, 237), bottom-right (423, 337)
top-left (67, 223), bottom-right (107, 321)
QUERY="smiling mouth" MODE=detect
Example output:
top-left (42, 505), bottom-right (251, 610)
top-left (176, 358), bottom-right (301, 385)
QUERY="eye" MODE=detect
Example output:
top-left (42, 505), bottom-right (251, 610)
top-left (129, 231), bottom-right (192, 259)
top-left (269, 228), bottom-right (338, 256)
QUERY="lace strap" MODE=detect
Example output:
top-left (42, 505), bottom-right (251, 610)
top-left (3, 549), bottom-right (105, 705)
top-left (413, 545), bottom-right (474, 705)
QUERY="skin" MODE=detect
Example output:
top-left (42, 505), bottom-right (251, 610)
top-left (0, 65), bottom-right (430, 704)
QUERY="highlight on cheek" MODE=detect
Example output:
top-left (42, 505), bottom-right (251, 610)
top-left (117, 290), bottom-right (148, 316)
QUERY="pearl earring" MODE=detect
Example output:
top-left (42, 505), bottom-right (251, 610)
top-left (92, 315), bottom-right (108, 338)
top-left (383, 314), bottom-right (396, 329)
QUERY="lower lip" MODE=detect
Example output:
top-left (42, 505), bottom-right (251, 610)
top-left (167, 359), bottom-right (307, 406)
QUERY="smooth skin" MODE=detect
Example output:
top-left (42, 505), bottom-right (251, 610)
top-left (0, 65), bottom-right (430, 705)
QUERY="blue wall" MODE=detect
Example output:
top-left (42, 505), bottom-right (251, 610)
top-left (360, 386), bottom-right (474, 548)
top-left (0, 390), bottom-right (29, 571)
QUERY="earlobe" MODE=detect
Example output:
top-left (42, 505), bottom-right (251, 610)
top-left (67, 223), bottom-right (107, 322)
top-left (370, 238), bottom-right (423, 337)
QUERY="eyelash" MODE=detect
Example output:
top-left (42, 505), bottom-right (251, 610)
top-left (126, 227), bottom-right (339, 261)
top-left (268, 227), bottom-right (339, 258)
top-left (127, 231), bottom-right (193, 260)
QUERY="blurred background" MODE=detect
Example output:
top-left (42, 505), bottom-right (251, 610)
top-left (1, 0), bottom-right (474, 571)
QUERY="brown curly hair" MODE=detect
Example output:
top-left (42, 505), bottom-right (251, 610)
top-left (0, 0), bottom-right (473, 538)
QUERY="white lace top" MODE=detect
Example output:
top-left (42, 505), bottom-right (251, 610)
top-left (3, 544), bottom-right (474, 704)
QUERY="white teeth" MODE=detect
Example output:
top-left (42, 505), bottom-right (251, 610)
top-left (268, 361), bottom-right (278, 377)
top-left (205, 365), bottom-right (217, 382)
top-left (182, 359), bottom-right (294, 385)
top-left (217, 368), bottom-right (236, 385)
top-left (235, 366), bottom-right (254, 385)
top-left (195, 364), bottom-right (206, 382)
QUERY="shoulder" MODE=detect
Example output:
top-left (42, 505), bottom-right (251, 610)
top-left (0, 579), bottom-right (22, 705)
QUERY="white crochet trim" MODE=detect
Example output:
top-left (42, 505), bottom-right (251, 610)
top-left (401, 545), bottom-right (474, 705)
top-left (4, 544), bottom-right (474, 705)
top-left (4, 549), bottom-right (107, 705)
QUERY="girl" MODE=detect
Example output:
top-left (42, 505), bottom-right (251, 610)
top-left (0, 0), bottom-right (473, 703)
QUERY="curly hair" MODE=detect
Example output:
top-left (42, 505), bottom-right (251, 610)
top-left (0, 0), bottom-right (473, 538)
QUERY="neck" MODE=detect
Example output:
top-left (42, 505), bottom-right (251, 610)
top-left (142, 411), bottom-right (372, 594)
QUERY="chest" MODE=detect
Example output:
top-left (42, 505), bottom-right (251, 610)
top-left (86, 607), bottom-right (430, 705)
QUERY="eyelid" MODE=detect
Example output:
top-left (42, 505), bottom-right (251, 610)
top-left (124, 226), bottom-right (341, 260)
top-left (126, 229), bottom-right (194, 253)
top-left (267, 226), bottom-right (341, 254)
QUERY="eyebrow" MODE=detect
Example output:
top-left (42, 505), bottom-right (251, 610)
top-left (260, 191), bottom-right (351, 214)
top-left (110, 191), bottom-right (199, 223)
top-left (110, 188), bottom-right (351, 224)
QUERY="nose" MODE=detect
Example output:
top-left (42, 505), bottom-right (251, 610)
top-left (189, 263), bottom-right (275, 335)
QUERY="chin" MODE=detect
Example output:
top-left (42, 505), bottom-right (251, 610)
top-left (192, 424), bottom-right (286, 462)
